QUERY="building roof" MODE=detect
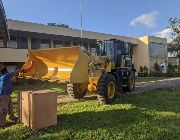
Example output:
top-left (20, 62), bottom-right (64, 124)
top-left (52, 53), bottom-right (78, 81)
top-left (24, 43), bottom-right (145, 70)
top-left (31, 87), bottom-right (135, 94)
top-left (7, 19), bottom-right (138, 44)
top-left (0, 0), bottom-right (9, 41)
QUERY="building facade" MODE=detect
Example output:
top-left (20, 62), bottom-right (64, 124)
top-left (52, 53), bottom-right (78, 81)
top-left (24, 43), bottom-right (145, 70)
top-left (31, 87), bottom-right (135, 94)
top-left (0, 19), bottom-right (167, 73)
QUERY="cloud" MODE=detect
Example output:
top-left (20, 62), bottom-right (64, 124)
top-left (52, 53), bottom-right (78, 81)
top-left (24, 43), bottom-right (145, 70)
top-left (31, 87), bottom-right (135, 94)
top-left (130, 11), bottom-right (158, 28)
top-left (153, 28), bottom-right (172, 43)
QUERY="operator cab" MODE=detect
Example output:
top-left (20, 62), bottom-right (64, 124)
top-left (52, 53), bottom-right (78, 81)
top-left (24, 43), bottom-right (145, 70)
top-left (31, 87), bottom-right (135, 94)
top-left (97, 39), bottom-right (134, 68)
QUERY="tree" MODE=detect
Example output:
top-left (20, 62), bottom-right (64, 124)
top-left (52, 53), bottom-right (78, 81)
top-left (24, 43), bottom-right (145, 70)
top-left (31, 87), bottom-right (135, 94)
top-left (47, 23), bottom-right (71, 28)
top-left (169, 18), bottom-right (180, 70)
top-left (169, 18), bottom-right (180, 47)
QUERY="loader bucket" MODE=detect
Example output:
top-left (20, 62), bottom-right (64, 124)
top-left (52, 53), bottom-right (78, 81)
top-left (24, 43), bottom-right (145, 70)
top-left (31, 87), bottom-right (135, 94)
top-left (22, 47), bottom-right (89, 83)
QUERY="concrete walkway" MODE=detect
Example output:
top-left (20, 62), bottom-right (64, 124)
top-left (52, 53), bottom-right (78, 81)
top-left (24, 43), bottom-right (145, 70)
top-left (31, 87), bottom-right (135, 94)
top-left (133, 77), bottom-right (180, 93)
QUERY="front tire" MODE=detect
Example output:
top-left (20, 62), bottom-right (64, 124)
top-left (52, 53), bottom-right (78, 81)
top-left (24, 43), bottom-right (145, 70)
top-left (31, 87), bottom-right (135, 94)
top-left (67, 83), bottom-right (87, 99)
top-left (97, 73), bottom-right (117, 104)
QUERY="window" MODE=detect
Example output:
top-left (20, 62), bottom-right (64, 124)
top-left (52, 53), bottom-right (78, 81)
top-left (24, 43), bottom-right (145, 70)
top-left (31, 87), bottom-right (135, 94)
top-left (124, 42), bottom-right (131, 54)
top-left (125, 55), bottom-right (132, 66)
top-left (73, 42), bottom-right (79, 46)
top-left (98, 43), bottom-right (108, 56)
top-left (8, 35), bottom-right (17, 48)
top-left (149, 42), bottom-right (166, 59)
top-left (64, 41), bottom-right (71, 47)
top-left (17, 37), bottom-right (28, 49)
top-left (41, 39), bottom-right (50, 44)
top-left (54, 40), bottom-right (62, 45)
top-left (21, 37), bottom-right (27, 42)
top-left (7, 41), bottom-right (17, 48)
top-left (32, 38), bottom-right (39, 43)
top-left (31, 38), bottom-right (40, 49)
top-left (10, 35), bottom-right (17, 41)
top-left (91, 48), bottom-right (97, 53)
top-left (40, 39), bottom-right (50, 49)
top-left (82, 43), bottom-right (88, 47)
top-left (54, 40), bottom-right (62, 48)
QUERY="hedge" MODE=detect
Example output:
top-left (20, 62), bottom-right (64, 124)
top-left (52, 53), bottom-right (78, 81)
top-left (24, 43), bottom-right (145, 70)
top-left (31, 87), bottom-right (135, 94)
top-left (138, 71), bottom-right (180, 77)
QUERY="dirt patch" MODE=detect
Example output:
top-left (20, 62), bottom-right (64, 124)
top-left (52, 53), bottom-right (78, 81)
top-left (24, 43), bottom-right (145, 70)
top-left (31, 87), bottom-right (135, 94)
top-left (57, 94), bottom-right (97, 104)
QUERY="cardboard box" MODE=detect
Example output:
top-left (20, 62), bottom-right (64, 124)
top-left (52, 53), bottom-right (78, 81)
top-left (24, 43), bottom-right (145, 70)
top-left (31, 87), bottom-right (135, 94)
top-left (19, 90), bottom-right (57, 130)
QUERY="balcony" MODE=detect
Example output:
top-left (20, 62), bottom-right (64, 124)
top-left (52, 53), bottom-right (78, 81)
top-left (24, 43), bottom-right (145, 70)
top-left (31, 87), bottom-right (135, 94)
top-left (0, 47), bottom-right (28, 62)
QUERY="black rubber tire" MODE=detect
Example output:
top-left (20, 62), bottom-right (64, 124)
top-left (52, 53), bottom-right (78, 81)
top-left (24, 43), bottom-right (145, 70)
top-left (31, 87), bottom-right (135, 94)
top-left (127, 72), bottom-right (135, 92)
top-left (97, 73), bottom-right (117, 104)
top-left (67, 83), bottom-right (87, 99)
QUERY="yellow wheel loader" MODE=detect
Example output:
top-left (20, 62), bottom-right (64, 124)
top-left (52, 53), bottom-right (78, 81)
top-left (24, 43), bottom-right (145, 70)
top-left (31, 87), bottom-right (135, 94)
top-left (22, 39), bottom-right (135, 104)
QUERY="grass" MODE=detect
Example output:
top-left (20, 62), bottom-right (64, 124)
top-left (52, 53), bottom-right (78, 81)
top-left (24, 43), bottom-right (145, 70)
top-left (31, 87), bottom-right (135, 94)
top-left (0, 81), bottom-right (179, 140)
top-left (11, 80), bottom-right (66, 98)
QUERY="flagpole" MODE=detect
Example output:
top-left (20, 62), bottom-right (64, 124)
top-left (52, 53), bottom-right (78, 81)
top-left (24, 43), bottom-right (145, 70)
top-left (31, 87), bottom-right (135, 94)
top-left (80, 4), bottom-right (83, 46)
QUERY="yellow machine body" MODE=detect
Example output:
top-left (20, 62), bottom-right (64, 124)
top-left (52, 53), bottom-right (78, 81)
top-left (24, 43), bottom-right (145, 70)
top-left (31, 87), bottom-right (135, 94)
top-left (21, 40), bottom-right (135, 105)
top-left (22, 47), bottom-right (89, 83)
top-left (22, 47), bottom-right (114, 93)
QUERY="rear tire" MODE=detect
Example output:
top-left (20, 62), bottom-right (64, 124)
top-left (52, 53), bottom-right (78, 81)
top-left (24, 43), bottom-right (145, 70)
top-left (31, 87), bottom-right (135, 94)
top-left (97, 73), bottom-right (117, 104)
top-left (67, 83), bottom-right (87, 99)
top-left (127, 72), bottom-right (135, 92)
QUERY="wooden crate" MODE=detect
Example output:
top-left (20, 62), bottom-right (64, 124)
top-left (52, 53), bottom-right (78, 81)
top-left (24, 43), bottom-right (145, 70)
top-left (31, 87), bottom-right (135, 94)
top-left (19, 90), bottom-right (57, 130)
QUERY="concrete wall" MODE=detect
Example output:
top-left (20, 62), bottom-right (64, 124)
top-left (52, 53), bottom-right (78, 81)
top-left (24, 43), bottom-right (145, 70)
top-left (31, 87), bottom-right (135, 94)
top-left (7, 19), bottom-right (138, 44)
top-left (148, 36), bottom-right (167, 44)
top-left (134, 36), bottom-right (150, 72)
top-left (133, 36), bottom-right (167, 72)
top-left (0, 48), bottom-right (28, 62)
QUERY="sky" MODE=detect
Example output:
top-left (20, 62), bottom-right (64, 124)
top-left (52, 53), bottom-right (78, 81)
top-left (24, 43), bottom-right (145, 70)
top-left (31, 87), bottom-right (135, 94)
top-left (2, 0), bottom-right (180, 42)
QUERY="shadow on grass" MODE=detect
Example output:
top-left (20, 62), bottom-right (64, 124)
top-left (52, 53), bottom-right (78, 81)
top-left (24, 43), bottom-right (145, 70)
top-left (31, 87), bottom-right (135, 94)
top-left (39, 108), bottom-right (179, 139)
top-left (1, 87), bottom-right (179, 140)
top-left (115, 88), bottom-right (180, 113)
top-left (1, 107), bottom-right (179, 140)
top-left (37, 88), bottom-right (180, 139)
top-left (83, 94), bottom-right (97, 100)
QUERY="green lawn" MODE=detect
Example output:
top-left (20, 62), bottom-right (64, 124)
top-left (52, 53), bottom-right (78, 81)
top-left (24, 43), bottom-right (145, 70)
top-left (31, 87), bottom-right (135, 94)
top-left (0, 82), bottom-right (180, 140)
top-left (11, 80), bottom-right (66, 98)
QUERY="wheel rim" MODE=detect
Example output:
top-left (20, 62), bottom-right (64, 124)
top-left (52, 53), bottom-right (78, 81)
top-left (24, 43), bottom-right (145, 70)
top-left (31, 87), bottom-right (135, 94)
top-left (129, 77), bottom-right (135, 90)
top-left (108, 81), bottom-right (115, 98)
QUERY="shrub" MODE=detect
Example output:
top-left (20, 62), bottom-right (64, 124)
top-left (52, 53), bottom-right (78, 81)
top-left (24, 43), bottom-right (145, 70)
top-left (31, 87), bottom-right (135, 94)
top-left (149, 71), bottom-right (180, 77)
top-left (139, 66), bottom-right (143, 73)
top-left (167, 63), bottom-right (175, 72)
top-left (154, 62), bottom-right (160, 72)
top-left (143, 66), bottom-right (148, 76)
